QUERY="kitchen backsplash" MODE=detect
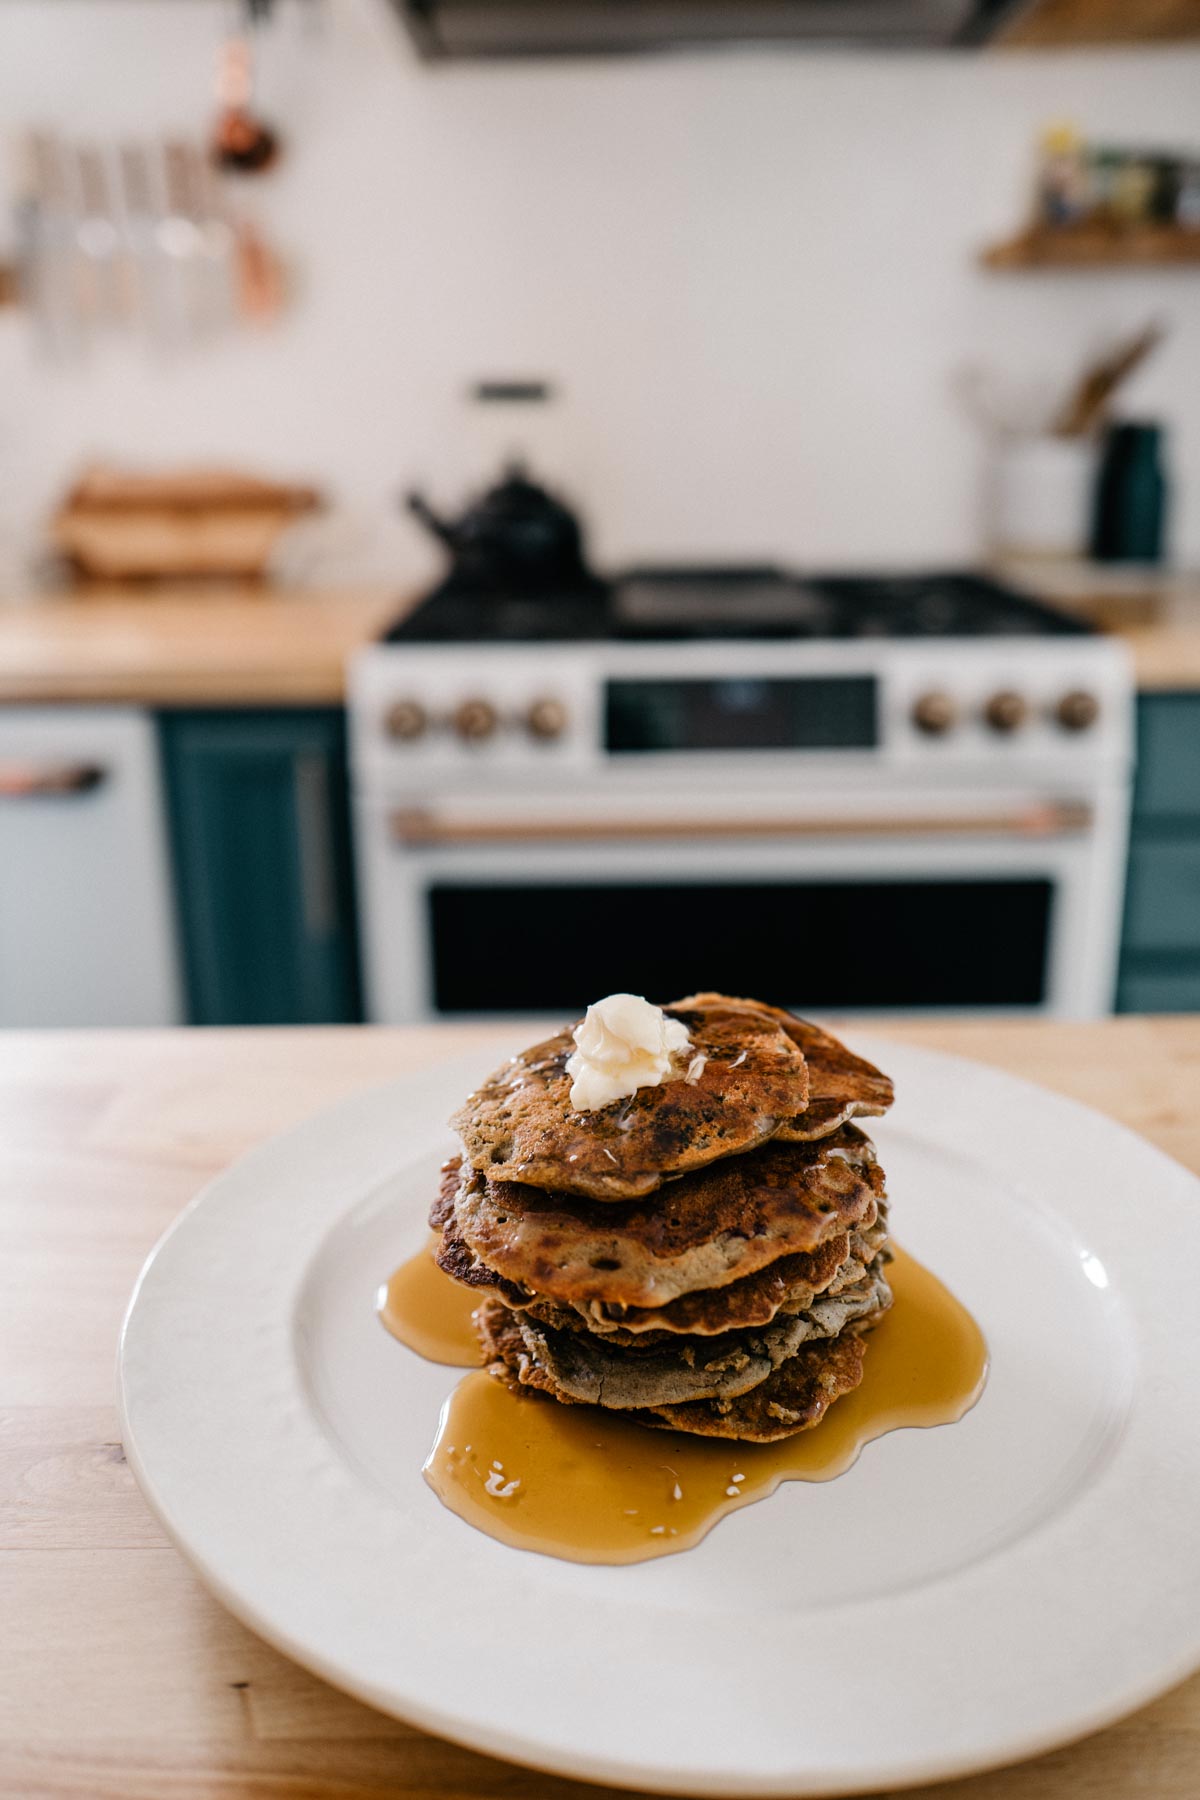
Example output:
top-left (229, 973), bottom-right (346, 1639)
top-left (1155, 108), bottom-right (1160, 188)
top-left (1, 0), bottom-right (1198, 583)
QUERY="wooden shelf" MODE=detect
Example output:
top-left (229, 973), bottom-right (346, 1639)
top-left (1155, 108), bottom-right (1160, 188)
top-left (982, 223), bottom-right (1200, 270)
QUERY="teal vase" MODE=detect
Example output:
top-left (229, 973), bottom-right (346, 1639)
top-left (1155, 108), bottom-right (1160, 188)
top-left (1090, 422), bottom-right (1167, 564)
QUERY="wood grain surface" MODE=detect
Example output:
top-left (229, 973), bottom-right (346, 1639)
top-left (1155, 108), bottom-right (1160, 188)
top-left (3, 1019), bottom-right (1199, 1800)
top-left (3, 578), bottom-right (1200, 703)
top-left (0, 586), bottom-right (401, 706)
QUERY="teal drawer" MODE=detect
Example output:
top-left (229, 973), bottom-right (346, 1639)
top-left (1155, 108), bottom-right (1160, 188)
top-left (1134, 693), bottom-right (1200, 820)
top-left (1118, 958), bottom-right (1200, 1013)
top-left (1123, 835), bottom-right (1200, 952)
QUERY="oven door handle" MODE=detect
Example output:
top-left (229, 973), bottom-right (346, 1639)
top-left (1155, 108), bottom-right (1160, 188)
top-left (0, 761), bottom-right (108, 798)
top-left (389, 802), bottom-right (1093, 846)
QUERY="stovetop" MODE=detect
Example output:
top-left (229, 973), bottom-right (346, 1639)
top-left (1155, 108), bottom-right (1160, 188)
top-left (380, 566), bottom-right (1094, 645)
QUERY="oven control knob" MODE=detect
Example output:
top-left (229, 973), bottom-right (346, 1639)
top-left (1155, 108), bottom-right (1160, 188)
top-left (911, 691), bottom-right (958, 736)
top-left (1056, 689), bottom-right (1100, 733)
top-left (383, 698), bottom-right (427, 743)
top-left (983, 690), bottom-right (1028, 734)
top-left (453, 697), bottom-right (499, 743)
top-left (526, 696), bottom-right (569, 741)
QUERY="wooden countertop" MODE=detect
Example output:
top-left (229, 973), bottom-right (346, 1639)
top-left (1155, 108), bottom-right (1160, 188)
top-left (1, 566), bottom-right (1200, 706)
top-left (996, 556), bottom-right (1200, 691)
top-left (0, 584), bottom-right (402, 706)
top-left (3, 1018), bottom-right (1199, 1800)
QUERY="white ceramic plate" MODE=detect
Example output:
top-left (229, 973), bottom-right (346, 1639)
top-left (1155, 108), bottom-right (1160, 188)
top-left (118, 1036), bottom-right (1200, 1797)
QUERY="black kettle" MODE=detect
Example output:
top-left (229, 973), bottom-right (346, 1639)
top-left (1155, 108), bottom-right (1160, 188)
top-left (406, 464), bottom-right (593, 593)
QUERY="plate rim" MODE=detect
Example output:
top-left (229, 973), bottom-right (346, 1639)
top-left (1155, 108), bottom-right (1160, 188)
top-left (117, 1035), bottom-right (1200, 1797)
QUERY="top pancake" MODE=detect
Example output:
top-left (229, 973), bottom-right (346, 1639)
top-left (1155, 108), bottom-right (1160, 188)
top-left (450, 995), bottom-right (810, 1200)
top-left (672, 994), bottom-right (893, 1140)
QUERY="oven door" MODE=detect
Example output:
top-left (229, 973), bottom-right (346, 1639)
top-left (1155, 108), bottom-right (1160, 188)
top-left (355, 784), bottom-right (1126, 1021)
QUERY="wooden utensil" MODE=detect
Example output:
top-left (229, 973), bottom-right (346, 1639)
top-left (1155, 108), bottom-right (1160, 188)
top-left (1052, 322), bottom-right (1165, 438)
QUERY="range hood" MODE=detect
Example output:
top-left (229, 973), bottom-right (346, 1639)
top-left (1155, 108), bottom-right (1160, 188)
top-left (396, 0), bottom-right (1029, 57)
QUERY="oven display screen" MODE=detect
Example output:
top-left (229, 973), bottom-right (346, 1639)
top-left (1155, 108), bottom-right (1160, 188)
top-left (604, 676), bottom-right (877, 753)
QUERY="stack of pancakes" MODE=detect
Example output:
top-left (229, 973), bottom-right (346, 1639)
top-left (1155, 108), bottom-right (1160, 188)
top-left (433, 993), bottom-right (896, 1442)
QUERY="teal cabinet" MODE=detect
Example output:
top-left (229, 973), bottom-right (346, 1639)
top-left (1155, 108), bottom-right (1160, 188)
top-left (1118, 691), bottom-right (1200, 1013)
top-left (1117, 962), bottom-right (1200, 1013)
top-left (1124, 840), bottom-right (1200, 952)
top-left (159, 710), bottom-right (361, 1025)
top-left (1131, 693), bottom-right (1200, 818)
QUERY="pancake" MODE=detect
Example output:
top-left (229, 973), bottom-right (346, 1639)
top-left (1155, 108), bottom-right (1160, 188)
top-left (477, 1297), bottom-right (887, 1438)
top-left (523, 1209), bottom-right (891, 1342)
top-left (449, 1125), bottom-right (884, 1310)
top-left (438, 1204), bottom-right (889, 1342)
top-left (672, 994), bottom-right (893, 1140)
top-left (634, 1328), bottom-right (874, 1441)
top-left (449, 996), bottom-right (810, 1201)
top-left (441, 994), bottom-right (899, 1443)
top-left (435, 1214), bottom-right (528, 1306)
top-left (514, 1234), bottom-right (850, 1342)
top-left (430, 1154), bottom-right (463, 1229)
top-left (476, 1261), bottom-right (891, 1410)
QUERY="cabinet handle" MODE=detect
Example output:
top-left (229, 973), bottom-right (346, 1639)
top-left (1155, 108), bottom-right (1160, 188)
top-left (0, 761), bottom-right (107, 798)
top-left (293, 754), bottom-right (337, 938)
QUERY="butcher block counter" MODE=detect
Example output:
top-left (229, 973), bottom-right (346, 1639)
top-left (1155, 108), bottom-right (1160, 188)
top-left (0, 584), bottom-right (402, 706)
top-left (1, 570), bottom-right (1200, 703)
top-left (998, 556), bottom-right (1200, 691)
top-left (2, 1017), bottom-right (1199, 1800)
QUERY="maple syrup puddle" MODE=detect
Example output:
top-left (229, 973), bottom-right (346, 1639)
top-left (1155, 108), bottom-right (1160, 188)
top-left (378, 1234), bottom-right (480, 1367)
top-left (381, 1239), bottom-right (987, 1564)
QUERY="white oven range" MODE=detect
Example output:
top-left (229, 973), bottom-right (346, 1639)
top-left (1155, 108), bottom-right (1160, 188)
top-left (350, 612), bottom-right (1133, 1023)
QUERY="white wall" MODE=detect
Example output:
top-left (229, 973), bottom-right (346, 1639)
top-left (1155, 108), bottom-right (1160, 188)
top-left (1, 0), bottom-right (1198, 585)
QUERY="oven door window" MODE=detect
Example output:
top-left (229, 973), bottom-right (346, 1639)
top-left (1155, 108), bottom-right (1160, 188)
top-left (427, 878), bottom-right (1053, 1013)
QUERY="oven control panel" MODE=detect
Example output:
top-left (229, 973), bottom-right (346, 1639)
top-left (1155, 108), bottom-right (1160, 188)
top-left (351, 648), bottom-right (601, 780)
top-left (350, 640), bottom-right (1133, 782)
top-left (382, 688), bottom-right (572, 748)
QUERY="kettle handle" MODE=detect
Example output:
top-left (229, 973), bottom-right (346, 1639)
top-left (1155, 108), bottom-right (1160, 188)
top-left (405, 490), bottom-right (458, 548)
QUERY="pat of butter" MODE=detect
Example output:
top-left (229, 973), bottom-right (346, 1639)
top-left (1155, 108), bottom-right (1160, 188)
top-left (566, 993), bottom-right (693, 1113)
